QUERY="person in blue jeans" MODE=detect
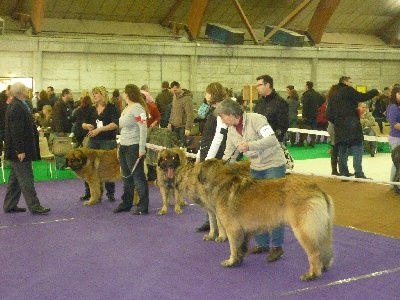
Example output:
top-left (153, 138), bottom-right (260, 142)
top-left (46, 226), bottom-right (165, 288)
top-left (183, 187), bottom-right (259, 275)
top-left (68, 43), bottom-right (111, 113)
top-left (249, 166), bottom-right (286, 261)
top-left (216, 98), bottom-right (287, 263)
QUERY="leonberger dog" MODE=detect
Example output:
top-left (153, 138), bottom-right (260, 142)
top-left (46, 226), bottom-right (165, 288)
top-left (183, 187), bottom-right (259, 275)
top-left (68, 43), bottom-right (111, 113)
top-left (156, 147), bottom-right (188, 215)
top-left (66, 148), bottom-right (121, 206)
top-left (176, 160), bottom-right (250, 243)
top-left (189, 159), bottom-right (334, 281)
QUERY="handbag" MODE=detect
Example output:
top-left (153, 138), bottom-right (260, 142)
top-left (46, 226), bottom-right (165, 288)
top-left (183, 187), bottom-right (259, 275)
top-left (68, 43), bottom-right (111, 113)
top-left (280, 142), bottom-right (294, 170)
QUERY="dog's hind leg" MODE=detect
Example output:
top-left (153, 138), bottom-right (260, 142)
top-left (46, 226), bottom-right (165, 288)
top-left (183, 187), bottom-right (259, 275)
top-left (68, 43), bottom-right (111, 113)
top-left (215, 214), bottom-right (227, 243)
top-left (220, 219), bottom-right (245, 267)
top-left (292, 226), bottom-right (322, 281)
top-left (203, 211), bottom-right (218, 241)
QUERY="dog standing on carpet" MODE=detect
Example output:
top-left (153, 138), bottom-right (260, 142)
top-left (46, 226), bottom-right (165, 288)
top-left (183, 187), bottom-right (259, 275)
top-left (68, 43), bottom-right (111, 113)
top-left (176, 160), bottom-right (250, 243)
top-left (66, 148), bottom-right (121, 206)
top-left (195, 159), bottom-right (334, 281)
top-left (156, 147), bottom-right (188, 215)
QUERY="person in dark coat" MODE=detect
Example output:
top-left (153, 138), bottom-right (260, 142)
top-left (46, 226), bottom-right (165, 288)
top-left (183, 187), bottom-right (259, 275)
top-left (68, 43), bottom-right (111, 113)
top-left (300, 81), bottom-right (324, 147)
top-left (253, 75), bottom-right (289, 143)
top-left (73, 95), bottom-right (95, 148)
top-left (327, 76), bottom-right (379, 179)
top-left (3, 82), bottom-right (50, 214)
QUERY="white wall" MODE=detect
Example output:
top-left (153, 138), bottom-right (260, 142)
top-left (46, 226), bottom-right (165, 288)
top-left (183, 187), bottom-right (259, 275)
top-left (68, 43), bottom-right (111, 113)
top-left (1, 35), bottom-right (399, 105)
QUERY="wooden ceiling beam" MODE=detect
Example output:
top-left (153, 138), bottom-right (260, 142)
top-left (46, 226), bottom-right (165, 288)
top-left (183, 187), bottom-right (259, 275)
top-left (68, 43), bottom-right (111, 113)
top-left (185, 0), bottom-right (210, 40)
top-left (376, 12), bottom-right (400, 37)
top-left (307, 0), bottom-right (341, 44)
top-left (31, 0), bottom-right (47, 34)
top-left (232, 0), bottom-right (259, 45)
top-left (160, 0), bottom-right (184, 27)
top-left (261, 0), bottom-right (312, 44)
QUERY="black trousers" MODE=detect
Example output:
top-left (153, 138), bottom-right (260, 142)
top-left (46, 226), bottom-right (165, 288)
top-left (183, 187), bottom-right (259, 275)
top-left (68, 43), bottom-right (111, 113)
top-left (4, 160), bottom-right (42, 212)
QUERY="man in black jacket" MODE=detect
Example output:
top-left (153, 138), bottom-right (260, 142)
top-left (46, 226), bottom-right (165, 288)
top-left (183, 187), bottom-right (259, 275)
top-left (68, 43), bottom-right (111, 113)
top-left (327, 76), bottom-right (379, 179)
top-left (3, 82), bottom-right (50, 214)
top-left (254, 74), bottom-right (289, 143)
top-left (300, 81), bottom-right (324, 147)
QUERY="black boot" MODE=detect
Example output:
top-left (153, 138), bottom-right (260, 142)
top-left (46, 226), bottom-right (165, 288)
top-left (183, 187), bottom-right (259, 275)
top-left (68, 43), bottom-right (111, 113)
top-left (331, 145), bottom-right (339, 175)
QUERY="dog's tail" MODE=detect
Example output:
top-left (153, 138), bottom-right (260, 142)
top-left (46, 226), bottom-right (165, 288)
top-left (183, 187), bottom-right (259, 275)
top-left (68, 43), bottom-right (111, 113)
top-left (319, 191), bottom-right (334, 270)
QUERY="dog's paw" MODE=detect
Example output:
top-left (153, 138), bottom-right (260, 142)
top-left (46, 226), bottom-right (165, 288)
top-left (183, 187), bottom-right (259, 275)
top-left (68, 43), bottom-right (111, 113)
top-left (84, 200), bottom-right (95, 206)
top-left (215, 236), bottom-right (227, 243)
top-left (158, 208), bottom-right (167, 215)
top-left (221, 259), bottom-right (241, 267)
top-left (181, 201), bottom-right (188, 206)
top-left (174, 207), bottom-right (183, 214)
top-left (203, 234), bottom-right (215, 241)
top-left (300, 272), bottom-right (319, 281)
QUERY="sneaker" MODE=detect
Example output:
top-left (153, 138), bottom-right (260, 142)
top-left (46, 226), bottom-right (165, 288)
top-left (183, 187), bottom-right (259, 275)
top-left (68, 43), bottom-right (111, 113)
top-left (266, 247), bottom-right (283, 262)
top-left (31, 206), bottom-right (51, 215)
top-left (247, 246), bottom-right (269, 255)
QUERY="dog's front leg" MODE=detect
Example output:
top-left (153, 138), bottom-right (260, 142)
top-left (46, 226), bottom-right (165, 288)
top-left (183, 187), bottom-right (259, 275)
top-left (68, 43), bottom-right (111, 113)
top-left (158, 186), bottom-right (170, 215)
top-left (84, 178), bottom-right (101, 206)
top-left (173, 189), bottom-right (183, 214)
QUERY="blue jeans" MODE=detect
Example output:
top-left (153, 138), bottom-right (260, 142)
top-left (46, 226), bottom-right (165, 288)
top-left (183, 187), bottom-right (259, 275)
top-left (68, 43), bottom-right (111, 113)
top-left (250, 165), bottom-right (286, 248)
top-left (118, 144), bottom-right (149, 211)
top-left (84, 139), bottom-right (117, 196)
top-left (337, 140), bottom-right (364, 177)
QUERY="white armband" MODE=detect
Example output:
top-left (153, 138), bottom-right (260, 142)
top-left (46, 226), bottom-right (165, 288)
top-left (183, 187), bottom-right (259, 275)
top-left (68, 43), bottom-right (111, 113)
top-left (259, 125), bottom-right (275, 138)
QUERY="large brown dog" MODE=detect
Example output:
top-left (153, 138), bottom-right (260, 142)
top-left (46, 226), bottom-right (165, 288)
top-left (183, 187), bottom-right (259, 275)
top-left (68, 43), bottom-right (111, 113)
top-left (66, 148), bottom-right (121, 206)
top-left (156, 147), bottom-right (188, 215)
top-left (176, 160), bottom-right (250, 242)
top-left (195, 159), bottom-right (334, 281)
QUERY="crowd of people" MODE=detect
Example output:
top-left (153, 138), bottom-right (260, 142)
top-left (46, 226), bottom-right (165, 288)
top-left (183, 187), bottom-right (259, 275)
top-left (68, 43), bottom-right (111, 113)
top-left (1, 77), bottom-right (399, 263)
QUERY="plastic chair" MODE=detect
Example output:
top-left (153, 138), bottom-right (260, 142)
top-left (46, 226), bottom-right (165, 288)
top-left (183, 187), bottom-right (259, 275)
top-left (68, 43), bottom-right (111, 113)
top-left (38, 136), bottom-right (56, 178)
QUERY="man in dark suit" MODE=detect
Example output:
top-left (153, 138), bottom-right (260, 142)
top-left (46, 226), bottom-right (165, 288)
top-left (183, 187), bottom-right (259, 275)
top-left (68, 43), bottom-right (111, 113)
top-left (3, 82), bottom-right (50, 214)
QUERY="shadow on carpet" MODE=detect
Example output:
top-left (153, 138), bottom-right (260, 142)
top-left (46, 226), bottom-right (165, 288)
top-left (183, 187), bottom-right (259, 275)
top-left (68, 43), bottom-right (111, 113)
top-left (0, 179), bottom-right (399, 300)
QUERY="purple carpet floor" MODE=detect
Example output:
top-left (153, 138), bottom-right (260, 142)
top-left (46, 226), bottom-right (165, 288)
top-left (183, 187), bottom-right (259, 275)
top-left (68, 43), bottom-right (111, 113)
top-left (0, 179), bottom-right (399, 300)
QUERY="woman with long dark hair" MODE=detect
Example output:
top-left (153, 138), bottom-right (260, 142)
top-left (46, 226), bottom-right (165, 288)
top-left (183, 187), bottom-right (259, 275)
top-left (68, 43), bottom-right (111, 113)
top-left (113, 84), bottom-right (150, 215)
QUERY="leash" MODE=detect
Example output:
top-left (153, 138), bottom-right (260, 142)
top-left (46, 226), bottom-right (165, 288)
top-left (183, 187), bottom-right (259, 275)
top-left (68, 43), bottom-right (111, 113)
top-left (223, 145), bottom-right (242, 165)
top-left (121, 157), bottom-right (142, 179)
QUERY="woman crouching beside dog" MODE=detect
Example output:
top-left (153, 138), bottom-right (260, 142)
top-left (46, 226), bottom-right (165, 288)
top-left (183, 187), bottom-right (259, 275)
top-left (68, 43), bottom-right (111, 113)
top-left (214, 98), bottom-right (287, 263)
top-left (113, 84), bottom-right (150, 215)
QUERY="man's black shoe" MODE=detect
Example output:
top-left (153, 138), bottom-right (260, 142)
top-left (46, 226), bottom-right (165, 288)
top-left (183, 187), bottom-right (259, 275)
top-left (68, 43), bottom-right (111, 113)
top-left (80, 194), bottom-right (91, 201)
top-left (32, 206), bottom-right (51, 215)
top-left (196, 223), bottom-right (210, 232)
top-left (5, 206), bottom-right (26, 213)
